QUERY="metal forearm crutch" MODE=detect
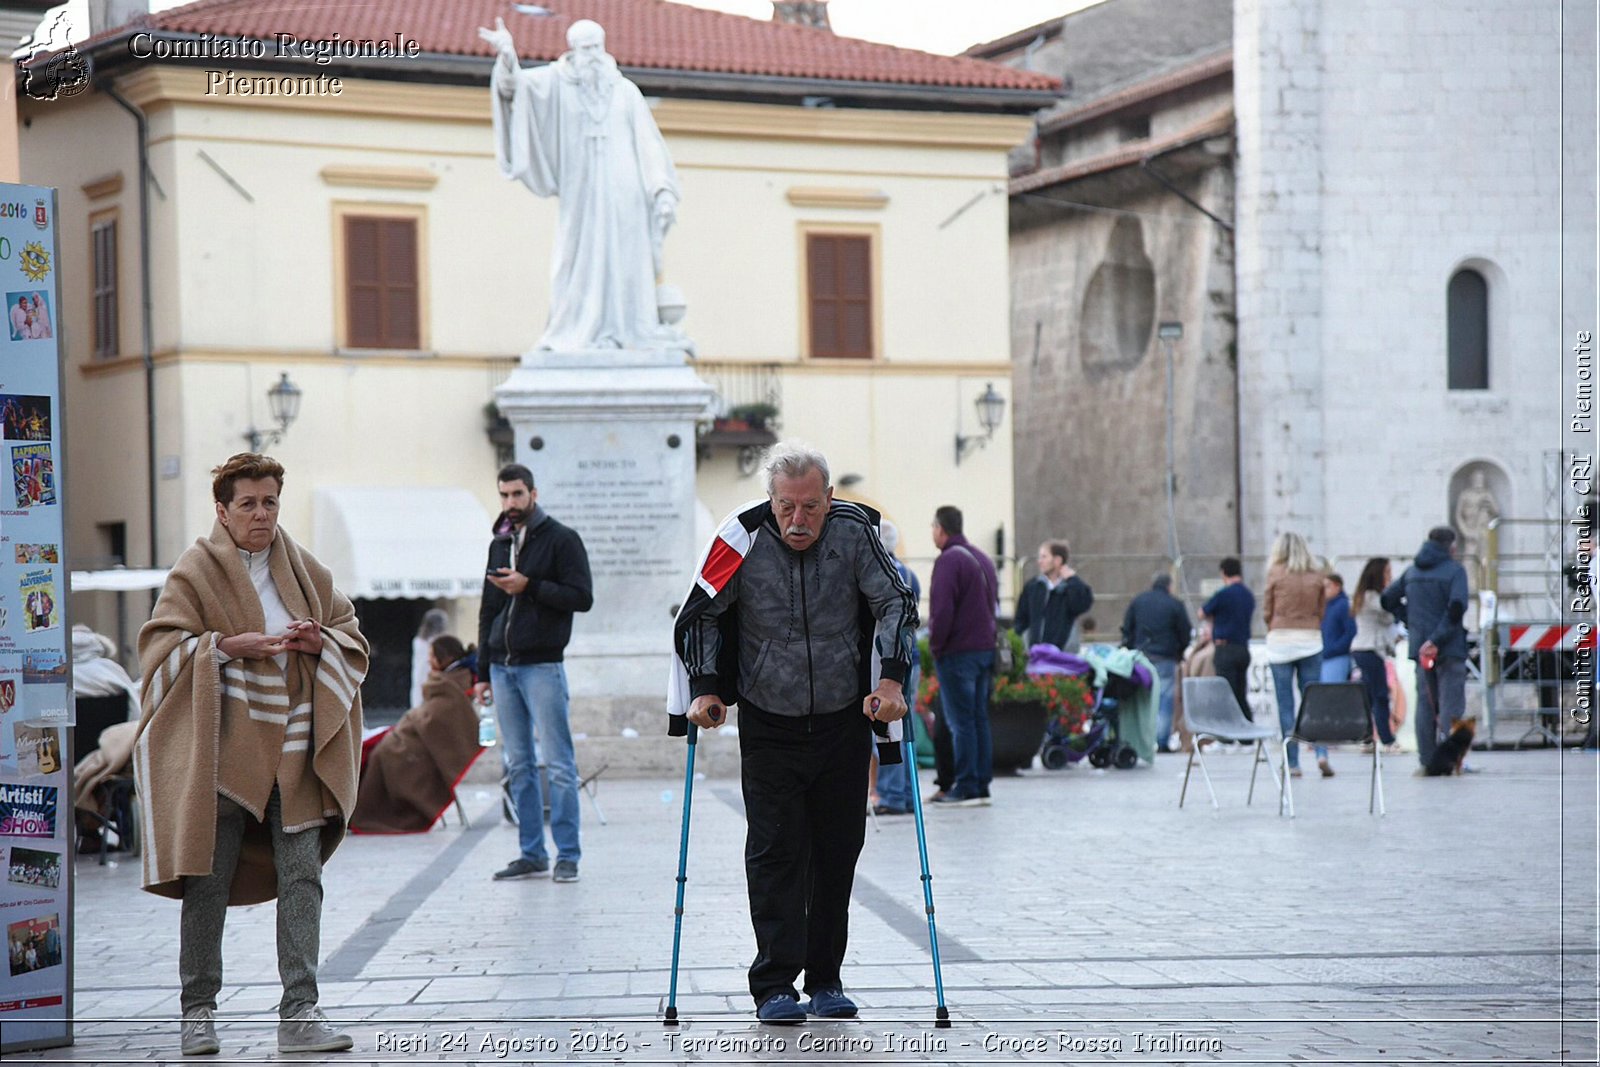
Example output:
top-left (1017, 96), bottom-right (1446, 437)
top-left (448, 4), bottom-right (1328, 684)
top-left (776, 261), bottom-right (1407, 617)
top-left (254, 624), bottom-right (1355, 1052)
top-left (663, 716), bottom-right (706, 1027)
top-left (899, 709), bottom-right (951, 1028)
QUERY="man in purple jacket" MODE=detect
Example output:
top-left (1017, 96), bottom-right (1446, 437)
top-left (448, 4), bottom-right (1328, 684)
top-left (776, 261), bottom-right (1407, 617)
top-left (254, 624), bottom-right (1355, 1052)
top-left (928, 505), bottom-right (1000, 806)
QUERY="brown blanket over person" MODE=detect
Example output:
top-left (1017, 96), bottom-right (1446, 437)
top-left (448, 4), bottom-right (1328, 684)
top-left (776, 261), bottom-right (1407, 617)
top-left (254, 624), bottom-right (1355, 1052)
top-left (1174, 633), bottom-right (1218, 753)
top-left (134, 523), bottom-right (366, 904)
top-left (351, 667), bottom-right (483, 834)
top-left (73, 720), bottom-right (138, 813)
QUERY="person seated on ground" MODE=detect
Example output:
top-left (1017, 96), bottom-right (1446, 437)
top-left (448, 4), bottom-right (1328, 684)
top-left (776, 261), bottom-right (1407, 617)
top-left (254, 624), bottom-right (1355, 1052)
top-left (1174, 620), bottom-right (1217, 753)
top-left (71, 625), bottom-right (144, 846)
top-left (351, 635), bottom-right (483, 834)
top-left (72, 624), bottom-right (141, 719)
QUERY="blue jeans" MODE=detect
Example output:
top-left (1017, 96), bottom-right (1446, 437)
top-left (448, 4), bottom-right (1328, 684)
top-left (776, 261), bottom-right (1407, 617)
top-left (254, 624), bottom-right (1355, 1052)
top-left (934, 650), bottom-right (994, 799)
top-left (1151, 656), bottom-right (1178, 749)
top-left (1351, 650), bottom-right (1395, 744)
top-left (1271, 652), bottom-right (1324, 768)
top-left (491, 662), bottom-right (580, 865)
top-left (1320, 654), bottom-right (1351, 683)
top-left (872, 663), bottom-right (918, 812)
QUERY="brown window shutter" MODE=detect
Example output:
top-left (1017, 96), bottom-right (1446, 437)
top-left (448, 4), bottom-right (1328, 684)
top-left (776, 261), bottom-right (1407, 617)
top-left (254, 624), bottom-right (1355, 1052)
top-left (381, 218), bottom-right (419, 349)
top-left (344, 215), bottom-right (420, 349)
top-left (91, 219), bottom-right (118, 359)
top-left (344, 217), bottom-right (382, 348)
top-left (807, 233), bottom-right (871, 359)
top-left (836, 236), bottom-right (871, 356)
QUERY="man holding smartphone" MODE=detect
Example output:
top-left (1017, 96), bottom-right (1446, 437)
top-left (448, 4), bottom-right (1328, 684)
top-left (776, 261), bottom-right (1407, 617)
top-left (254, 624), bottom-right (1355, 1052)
top-left (475, 463), bottom-right (593, 883)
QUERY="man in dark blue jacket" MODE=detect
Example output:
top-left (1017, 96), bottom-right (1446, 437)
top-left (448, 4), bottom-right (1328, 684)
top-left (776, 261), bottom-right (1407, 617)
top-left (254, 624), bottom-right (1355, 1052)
top-left (1201, 557), bottom-right (1256, 718)
top-left (1319, 574), bottom-right (1357, 683)
top-left (476, 463), bottom-right (594, 884)
top-left (1122, 573), bottom-right (1192, 752)
top-left (1381, 527), bottom-right (1471, 769)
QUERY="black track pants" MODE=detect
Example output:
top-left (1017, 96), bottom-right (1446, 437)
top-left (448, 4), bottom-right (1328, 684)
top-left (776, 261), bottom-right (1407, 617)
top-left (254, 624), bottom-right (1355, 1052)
top-left (738, 703), bottom-right (870, 1005)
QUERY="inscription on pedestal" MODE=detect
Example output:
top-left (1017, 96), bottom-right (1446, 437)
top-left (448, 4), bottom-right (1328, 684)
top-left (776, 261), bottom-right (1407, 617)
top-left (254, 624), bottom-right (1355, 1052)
top-left (494, 356), bottom-right (714, 696)
top-left (547, 458), bottom-right (683, 580)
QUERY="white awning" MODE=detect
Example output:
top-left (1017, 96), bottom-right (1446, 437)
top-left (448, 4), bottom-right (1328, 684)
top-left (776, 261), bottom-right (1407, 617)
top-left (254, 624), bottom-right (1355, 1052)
top-left (70, 568), bottom-right (170, 593)
top-left (314, 487), bottom-right (493, 600)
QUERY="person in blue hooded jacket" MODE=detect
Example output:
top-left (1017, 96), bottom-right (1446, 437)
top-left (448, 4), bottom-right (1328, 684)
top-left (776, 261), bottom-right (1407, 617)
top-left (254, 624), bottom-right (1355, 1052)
top-left (1381, 527), bottom-right (1471, 769)
top-left (1318, 574), bottom-right (1358, 683)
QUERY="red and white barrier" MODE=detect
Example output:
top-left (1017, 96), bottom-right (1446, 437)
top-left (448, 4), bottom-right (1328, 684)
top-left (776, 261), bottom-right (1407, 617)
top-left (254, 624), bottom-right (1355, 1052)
top-left (1500, 624), bottom-right (1597, 651)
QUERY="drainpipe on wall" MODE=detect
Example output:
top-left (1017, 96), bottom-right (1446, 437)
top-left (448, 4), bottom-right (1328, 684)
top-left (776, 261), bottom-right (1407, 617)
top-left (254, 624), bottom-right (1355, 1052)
top-left (100, 81), bottom-right (159, 567)
top-left (1139, 143), bottom-right (1233, 233)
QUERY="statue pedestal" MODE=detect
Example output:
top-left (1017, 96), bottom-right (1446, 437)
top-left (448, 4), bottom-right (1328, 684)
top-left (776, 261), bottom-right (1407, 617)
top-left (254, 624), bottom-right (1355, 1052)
top-left (495, 349), bottom-right (714, 701)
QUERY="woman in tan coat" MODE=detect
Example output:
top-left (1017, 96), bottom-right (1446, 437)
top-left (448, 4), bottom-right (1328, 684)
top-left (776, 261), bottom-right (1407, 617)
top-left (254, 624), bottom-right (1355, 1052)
top-left (1263, 531), bottom-right (1327, 777)
top-left (135, 454), bottom-right (366, 1057)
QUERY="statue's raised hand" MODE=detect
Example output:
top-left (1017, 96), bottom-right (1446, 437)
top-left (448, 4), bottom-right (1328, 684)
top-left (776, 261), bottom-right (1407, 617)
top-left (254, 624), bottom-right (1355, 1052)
top-left (477, 17), bottom-right (516, 63)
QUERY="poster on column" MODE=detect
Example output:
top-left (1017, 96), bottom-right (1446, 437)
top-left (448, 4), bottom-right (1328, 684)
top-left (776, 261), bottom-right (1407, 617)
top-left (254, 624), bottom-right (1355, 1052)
top-left (0, 185), bottom-right (69, 1054)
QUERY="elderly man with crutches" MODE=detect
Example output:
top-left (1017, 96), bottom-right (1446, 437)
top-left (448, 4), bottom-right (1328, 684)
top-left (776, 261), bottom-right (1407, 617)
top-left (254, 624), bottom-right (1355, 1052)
top-left (664, 443), bottom-right (922, 1025)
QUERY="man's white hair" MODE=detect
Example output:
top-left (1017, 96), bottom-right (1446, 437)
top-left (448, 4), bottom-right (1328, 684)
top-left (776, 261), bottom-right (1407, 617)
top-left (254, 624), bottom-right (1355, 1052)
top-left (762, 442), bottom-right (830, 496)
top-left (879, 518), bottom-right (900, 554)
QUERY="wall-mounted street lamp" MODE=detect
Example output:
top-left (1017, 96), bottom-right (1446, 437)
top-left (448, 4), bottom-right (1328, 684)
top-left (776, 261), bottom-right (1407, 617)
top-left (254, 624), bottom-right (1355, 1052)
top-left (955, 382), bottom-right (1007, 465)
top-left (244, 372), bottom-right (303, 453)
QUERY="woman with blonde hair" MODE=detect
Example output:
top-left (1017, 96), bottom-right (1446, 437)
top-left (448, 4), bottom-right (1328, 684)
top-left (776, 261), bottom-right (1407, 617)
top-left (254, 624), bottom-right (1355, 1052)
top-left (1263, 531), bottom-right (1328, 777)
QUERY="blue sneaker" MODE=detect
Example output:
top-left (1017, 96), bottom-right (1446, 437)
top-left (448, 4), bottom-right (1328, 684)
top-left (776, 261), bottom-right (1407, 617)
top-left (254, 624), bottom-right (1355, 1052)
top-left (756, 993), bottom-right (806, 1025)
top-left (803, 987), bottom-right (858, 1018)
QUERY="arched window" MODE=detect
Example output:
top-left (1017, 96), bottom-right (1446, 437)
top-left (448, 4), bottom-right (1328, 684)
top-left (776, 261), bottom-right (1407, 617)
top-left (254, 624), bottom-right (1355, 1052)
top-left (1447, 268), bottom-right (1489, 390)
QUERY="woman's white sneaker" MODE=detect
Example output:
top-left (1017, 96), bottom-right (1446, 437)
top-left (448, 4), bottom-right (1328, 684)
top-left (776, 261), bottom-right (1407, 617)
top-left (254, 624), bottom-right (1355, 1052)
top-left (278, 1006), bottom-right (353, 1053)
top-left (180, 1007), bottom-right (219, 1056)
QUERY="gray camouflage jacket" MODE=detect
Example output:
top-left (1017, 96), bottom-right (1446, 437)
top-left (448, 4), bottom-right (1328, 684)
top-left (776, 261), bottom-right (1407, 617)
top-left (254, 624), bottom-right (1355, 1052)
top-left (684, 502), bottom-right (918, 717)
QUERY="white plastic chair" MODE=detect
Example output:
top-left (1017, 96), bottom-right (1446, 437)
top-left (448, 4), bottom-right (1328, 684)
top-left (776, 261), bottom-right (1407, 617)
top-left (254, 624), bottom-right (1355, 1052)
top-left (1179, 676), bottom-right (1282, 809)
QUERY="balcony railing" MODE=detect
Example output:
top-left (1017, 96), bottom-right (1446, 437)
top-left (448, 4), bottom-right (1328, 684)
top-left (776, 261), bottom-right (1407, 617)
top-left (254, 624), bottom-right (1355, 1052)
top-left (695, 361), bottom-right (784, 474)
top-left (696, 361), bottom-right (783, 422)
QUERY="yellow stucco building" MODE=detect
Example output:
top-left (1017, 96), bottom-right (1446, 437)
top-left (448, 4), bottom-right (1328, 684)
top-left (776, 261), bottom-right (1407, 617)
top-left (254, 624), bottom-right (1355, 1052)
top-left (24, 0), bottom-right (1055, 709)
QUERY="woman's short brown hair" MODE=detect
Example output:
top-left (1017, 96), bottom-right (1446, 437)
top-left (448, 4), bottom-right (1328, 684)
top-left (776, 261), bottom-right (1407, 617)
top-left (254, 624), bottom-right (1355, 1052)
top-left (211, 453), bottom-right (285, 505)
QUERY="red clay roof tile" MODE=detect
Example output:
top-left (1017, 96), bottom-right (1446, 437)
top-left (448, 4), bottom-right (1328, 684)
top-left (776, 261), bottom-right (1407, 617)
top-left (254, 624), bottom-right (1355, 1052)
top-left (139, 0), bottom-right (1061, 91)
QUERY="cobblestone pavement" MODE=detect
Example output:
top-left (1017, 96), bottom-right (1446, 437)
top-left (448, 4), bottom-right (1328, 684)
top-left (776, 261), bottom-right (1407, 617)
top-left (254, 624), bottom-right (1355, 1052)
top-left (8, 745), bottom-right (1597, 1065)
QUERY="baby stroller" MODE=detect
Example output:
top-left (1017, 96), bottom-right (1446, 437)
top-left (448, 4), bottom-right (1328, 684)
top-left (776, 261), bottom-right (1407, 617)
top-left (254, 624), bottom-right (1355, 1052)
top-left (1040, 670), bottom-right (1142, 770)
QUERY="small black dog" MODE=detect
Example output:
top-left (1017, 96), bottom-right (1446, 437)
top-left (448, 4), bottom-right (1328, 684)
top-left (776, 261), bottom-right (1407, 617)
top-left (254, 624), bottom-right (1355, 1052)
top-left (1425, 719), bottom-right (1476, 776)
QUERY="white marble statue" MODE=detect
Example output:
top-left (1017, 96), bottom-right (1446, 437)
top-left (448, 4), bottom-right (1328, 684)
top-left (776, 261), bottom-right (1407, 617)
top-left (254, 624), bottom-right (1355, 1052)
top-left (1454, 469), bottom-right (1500, 565)
top-left (481, 17), bottom-right (683, 353)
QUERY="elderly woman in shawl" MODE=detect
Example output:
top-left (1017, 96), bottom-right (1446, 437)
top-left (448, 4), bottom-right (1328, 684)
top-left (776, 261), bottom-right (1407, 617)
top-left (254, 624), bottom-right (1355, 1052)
top-left (134, 453), bottom-right (367, 1057)
top-left (352, 634), bottom-right (483, 834)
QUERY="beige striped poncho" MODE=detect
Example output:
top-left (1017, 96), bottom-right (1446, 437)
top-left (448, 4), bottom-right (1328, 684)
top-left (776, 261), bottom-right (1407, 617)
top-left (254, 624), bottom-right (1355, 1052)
top-left (134, 522), bottom-right (367, 904)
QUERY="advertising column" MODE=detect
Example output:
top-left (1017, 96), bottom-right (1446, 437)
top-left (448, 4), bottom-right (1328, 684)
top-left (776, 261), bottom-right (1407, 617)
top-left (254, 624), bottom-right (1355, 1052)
top-left (0, 184), bottom-right (69, 1053)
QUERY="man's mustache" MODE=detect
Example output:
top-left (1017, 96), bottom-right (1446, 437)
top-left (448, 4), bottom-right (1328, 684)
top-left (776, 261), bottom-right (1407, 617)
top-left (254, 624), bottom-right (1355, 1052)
top-left (785, 525), bottom-right (813, 537)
